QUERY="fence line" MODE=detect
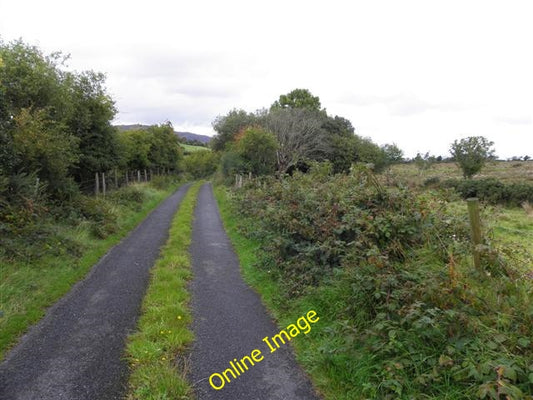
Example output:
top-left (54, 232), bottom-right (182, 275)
top-left (74, 168), bottom-right (176, 196)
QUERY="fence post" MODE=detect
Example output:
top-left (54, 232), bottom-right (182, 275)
top-left (467, 198), bottom-right (482, 269)
top-left (137, 170), bottom-right (141, 182)
top-left (95, 172), bottom-right (100, 196)
top-left (102, 172), bottom-right (106, 197)
top-left (144, 169), bottom-right (147, 182)
top-left (34, 177), bottom-right (40, 197)
top-left (114, 169), bottom-right (118, 188)
top-left (125, 171), bottom-right (129, 185)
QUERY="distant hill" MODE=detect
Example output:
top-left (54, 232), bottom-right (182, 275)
top-left (115, 124), bottom-right (212, 144)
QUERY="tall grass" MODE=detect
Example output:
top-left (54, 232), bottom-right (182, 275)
top-left (124, 181), bottom-right (202, 400)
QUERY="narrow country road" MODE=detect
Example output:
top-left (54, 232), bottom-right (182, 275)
top-left (189, 183), bottom-right (321, 400)
top-left (0, 184), bottom-right (190, 400)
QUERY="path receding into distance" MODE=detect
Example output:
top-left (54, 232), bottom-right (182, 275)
top-left (0, 184), bottom-right (190, 400)
top-left (189, 183), bottom-right (321, 400)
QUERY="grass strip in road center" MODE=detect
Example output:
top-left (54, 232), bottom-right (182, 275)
top-left (124, 181), bottom-right (202, 400)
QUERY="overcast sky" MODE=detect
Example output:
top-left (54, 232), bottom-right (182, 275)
top-left (1, 0), bottom-right (531, 158)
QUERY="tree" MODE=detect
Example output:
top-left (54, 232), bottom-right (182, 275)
top-left (211, 109), bottom-right (258, 151)
top-left (64, 70), bottom-right (119, 182)
top-left (146, 123), bottom-right (183, 171)
top-left (271, 88), bottom-right (322, 112)
top-left (236, 127), bottom-right (278, 176)
top-left (353, 136), bottom-right (388, 172)
top-left (182, 150), bottom-right (219, 178)
top-left (450, 136), bottom-right (495, 178)
top-left (382, 143), bottom-right (404, 164)
top-left (12, 107), bottom-right (79, 196)
top-left (264, 108), bottom-right (329, 173)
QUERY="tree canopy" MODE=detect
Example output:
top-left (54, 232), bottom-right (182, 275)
top-left (450, 136), bottom-right (496, 178)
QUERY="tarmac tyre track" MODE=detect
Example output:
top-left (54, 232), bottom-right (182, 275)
top-left (189, 183), bottom-right (320, 400)
top-left (0, 184), bottom-right (190, 400)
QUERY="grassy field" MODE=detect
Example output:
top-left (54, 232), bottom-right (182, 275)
top-left (0, 181), bottom-right (182, 360)
top-left (125, 181), bottom-right (201, 400)
top-left (180, 143), bottom-right (210, 153)
top-left (390, 160), bottom-right (533, 257)
top-left (388, 160), bottom-right (533, 186)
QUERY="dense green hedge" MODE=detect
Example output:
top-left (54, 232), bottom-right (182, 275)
top-left (443, 178), bottom-right (533, 206)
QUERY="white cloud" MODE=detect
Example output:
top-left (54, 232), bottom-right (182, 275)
top-left (1, 0), bottom-right (532, 158)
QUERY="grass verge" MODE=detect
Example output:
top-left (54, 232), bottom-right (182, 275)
top-left (0, 181), bottom-right (182, 360)
top-left (124, 181), bottom-right (202, 400)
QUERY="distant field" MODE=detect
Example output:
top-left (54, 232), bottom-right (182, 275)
top-left (180, 144), bottom-right (210, 153)
top-left (388, 160), bottom-right (533, 186)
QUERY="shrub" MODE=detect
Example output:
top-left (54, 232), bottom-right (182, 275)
top-left (444, 178), bottom-right (533, 206)
top-left (109, 185), bottom-right (146, 208)
top-left (226, 165), bottom-right (533, 398)
top-left (182, 151), bottom-right (219, 178)
top-left (78, 196), bottom-right (118, 238)
top-left (233, 164), bottom-right (470, 296)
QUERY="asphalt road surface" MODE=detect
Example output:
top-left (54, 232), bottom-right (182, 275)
top-left (188, 183), bottom-right (321, 400)
top-left (0, 184), bottom-right (190, 400)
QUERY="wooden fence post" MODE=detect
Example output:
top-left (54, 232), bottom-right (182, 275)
top-left (34, 177), bottom-right (40, 197)
top-left (95, 172), bottom-right (100, 196)
top-left (137, 170), bottom-right (141, 182)
top-left (467, 198), bottom-right (482, 269)
top-left (125, 171), bottom-right (129, 185)
top-left (114, 169), bottom-right (118, 188)
top-left (144, 169), bottom-right (147, 182)
top-left (102, 172), bottom-right (106, 197)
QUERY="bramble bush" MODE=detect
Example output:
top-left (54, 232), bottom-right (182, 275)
top-left (228, 163), bottom-right (533, 399)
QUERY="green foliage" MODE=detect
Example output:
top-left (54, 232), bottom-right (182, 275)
top-left (211, 109), bottom-right (258, 151)
top-left (236, 127), bottom-right (278, 176)
top-left (219, 149), bottom-right (246, 179)
top-left (78, 196), bottom-right (118, 238)
top-left (222, 167), bottom-right (533, 399)
top-left (181, 150), bottom-right (219, 179)
top-left (1, 181), bottom-right (178, 360)
top-left (381, 143), bottom-right (404, 164)
top-left (214, 90), bottom-right (399, 176)
top-left (12, 107), bottom-right (79, 197)
top-left (450, 136), bottom-right (496, 179)
top-left (0, 39), bottom-right (122, 200)
top-left (353, 135), bottom-right (388, 172)
top-left (444, 178), bottom-right (533, 206)
top-left (64, 70), bottom-right (119, 182)
top-left (414, 152), bottom-right (437, 171)
top-left (271, 88), bottom-right (322, 111)
top-left (117, 123), bottom-right (183, 172)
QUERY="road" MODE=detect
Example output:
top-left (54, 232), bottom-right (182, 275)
top-left (188, 183), bottom-right (320, 400)
top-left (0, 184), bottom-right (190, 400)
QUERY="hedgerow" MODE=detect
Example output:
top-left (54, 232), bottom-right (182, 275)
top-left (443, 178), bottom-right (533, 206)
top-left (227, 163), bottom-right (533, 399)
